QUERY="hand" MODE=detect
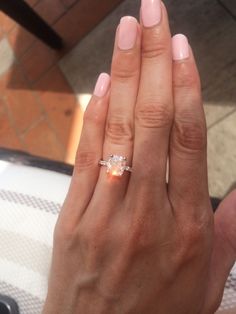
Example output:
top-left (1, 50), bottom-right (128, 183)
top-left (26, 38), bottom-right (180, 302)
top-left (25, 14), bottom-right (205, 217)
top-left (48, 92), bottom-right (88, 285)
top-left (43, 0), bottom-right (236, 313)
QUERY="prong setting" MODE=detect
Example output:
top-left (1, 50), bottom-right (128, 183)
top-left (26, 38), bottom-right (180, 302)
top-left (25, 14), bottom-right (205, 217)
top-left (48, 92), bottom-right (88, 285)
top-left (99, 155), bottom-right (132, 177)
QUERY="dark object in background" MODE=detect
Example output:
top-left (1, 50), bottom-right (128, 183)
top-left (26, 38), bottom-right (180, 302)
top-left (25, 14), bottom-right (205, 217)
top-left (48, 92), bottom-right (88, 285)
top-left (0, 147), bottom-right (73, 176)
top-left (211, 197), bottom-right (221, 211)
top-left (0, 295), bottom-right (19, 314)
top-left (0, 0), bottom-right (63, 49)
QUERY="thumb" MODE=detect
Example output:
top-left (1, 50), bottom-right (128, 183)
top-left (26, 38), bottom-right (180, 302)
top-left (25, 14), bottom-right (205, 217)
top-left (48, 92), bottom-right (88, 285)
top-left (203, 190), bottom-right (236, 313)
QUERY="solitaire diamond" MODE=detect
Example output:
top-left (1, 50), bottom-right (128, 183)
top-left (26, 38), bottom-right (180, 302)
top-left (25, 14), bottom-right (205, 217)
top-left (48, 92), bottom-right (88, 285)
top-left (107, 155), bottom-right (127, 176)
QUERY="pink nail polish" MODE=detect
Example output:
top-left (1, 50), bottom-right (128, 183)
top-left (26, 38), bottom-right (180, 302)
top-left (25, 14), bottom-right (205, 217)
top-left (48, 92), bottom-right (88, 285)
top-left (172, 34), bottom-right (189, 61)
top-left (118, 16), bottom-right (138, 50)
top-left (141, 0), bottom-right (161, 28)
top-left (93, 73), bottom-right (110, 97)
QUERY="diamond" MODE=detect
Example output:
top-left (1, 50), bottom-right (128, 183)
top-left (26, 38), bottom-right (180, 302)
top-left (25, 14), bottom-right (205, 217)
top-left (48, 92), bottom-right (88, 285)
top-left (106, 155), bottom-right (127, 176)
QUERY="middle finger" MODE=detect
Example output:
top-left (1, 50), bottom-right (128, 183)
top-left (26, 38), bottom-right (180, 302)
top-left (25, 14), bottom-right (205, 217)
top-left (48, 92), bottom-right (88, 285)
top-left (130, 0), bottom-right (173, 197)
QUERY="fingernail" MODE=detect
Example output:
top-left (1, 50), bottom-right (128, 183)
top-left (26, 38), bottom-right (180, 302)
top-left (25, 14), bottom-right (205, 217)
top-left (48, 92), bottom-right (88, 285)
top-left (118, 16), bottom-right (138, 50)
top-left (93, 73), bottom-right (110, 97)
top-left (141, 0), bottom-right (161, 28)
top-left (172, 34), bottom-right (189, 61)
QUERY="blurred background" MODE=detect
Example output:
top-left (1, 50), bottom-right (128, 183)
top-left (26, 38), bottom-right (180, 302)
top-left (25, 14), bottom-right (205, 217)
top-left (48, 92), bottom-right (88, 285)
top-left (0, 0), bottom-right (235, 198)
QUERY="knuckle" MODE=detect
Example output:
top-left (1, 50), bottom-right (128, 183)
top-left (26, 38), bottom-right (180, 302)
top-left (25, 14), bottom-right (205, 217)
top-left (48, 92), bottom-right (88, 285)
top-left (112, 64), bottom-right (139, 82)
top-left (74, 151), bottom-right (97, 172)
top-left (173, 64), bottom-right (200, 90)
top-left (142, 34), bottom-right (169, 60)
top-left (54, 223), bottom-right (77, 252)
top-left (126, 216), bottom-right (157, 253)
top-left (112, 53), bottom-right (139, 81)
top-left (78, 225), bottom-right (98, 251)
top-left (177, 218), bottom-right (211, 262)
top-left (79, 226), bottom-right (98, 248)
top-left (83, 106), bottom-right (103, 125)
top-left (142, 42), bottom-right (168, 60)
top-left (106, 116), bottom-right (133, 144)
top-left (177, 231), bottom-right (203, 263)
top-left (135, 101), bottom-right (173, 129)
top-left (173, 116), bottom-right (206, 154)
top-left (184, 226), bottom-right (205, 249)
top-left (78, 222), bottom-right (111, 260)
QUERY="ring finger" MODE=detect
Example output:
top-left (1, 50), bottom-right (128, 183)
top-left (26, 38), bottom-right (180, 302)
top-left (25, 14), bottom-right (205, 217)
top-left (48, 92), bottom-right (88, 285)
top-left (93, 16), bottom-right (141, 202)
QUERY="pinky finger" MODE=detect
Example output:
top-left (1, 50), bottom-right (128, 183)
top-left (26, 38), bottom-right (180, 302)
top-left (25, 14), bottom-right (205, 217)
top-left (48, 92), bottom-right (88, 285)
top-left (61, 73), bottom-right (110, 224)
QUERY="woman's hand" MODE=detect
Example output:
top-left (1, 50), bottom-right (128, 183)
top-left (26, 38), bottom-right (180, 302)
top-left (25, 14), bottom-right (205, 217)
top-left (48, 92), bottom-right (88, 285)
top-left (43, 0), bottom-right (236, 313)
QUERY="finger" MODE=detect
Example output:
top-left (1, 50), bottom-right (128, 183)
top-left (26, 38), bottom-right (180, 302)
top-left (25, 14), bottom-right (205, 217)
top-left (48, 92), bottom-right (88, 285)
top-left (60, 73), bottom-right (110, 223)
top-left (168, 34), bottom-right (209, 216)
top-left (130, 1), bottom-right (173, 196)
top-left (94, 17), bottom-right (141, 202)
top-left (203, 191), bottom-right (236, 313)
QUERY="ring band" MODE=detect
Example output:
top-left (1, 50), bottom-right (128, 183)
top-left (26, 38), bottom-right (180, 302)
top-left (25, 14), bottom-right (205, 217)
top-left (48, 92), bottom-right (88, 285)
top-left (99, 155), bottom-right (132, 177)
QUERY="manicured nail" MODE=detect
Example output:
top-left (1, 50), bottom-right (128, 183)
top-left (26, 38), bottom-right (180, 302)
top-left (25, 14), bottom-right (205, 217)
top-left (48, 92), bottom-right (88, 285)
top-left (141, 0), bottom-right (161, 27)
top-left (172, 34), bottom-right (189, 61)
top-left (93, 73), bottom-right (110, 97)
top-left (118, 16), bottom-right (138, 50)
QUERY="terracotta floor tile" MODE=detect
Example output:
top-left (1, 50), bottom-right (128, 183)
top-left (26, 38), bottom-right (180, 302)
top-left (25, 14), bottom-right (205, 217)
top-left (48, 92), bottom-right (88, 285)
top-left (54, 0), bottom-right (123, 47)
top-left (8, 26), bottom-right (35, 59)
top-left (34, 0), bottom-right (66, 25)
top-left (0, 62), bottom-right (42, 133)
top-left (22, 119), bottom-right (64, 160)
top-left (34, 66), bottom-right (77, 146)
top-left (0, 63), bottom-right (25, 95)
top-left (0, 0), bottom-right (124, 161)
top-left (20, 41), bottom-right (61, 83)
top-left (0, 100), bottom-right (23, 150)
top-left (0, 12), bottom-right (16, 33)
top-left (5, 88), bottom-right (42, 134)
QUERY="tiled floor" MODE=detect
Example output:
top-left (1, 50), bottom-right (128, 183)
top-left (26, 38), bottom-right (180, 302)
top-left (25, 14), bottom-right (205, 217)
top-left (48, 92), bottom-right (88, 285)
top-left (0, 0), bottom-right (122, 163)
top-left (0, 0), bottom-right (235, 199)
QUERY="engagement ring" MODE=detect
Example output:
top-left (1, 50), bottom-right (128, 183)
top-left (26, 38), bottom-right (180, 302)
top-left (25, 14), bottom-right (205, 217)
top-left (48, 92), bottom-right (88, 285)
top-left (99, 155), bottom-right (132, 177)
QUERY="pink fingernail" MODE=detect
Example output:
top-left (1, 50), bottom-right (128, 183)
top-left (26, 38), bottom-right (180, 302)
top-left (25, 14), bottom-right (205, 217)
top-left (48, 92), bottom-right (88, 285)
top-left (172, 34), bottom-right (189, 61)
top-left (93, 73), bottom-right (110, 97)
top-left (118, 16), bottom-right (138, 50)
top-left (141, 0), bottom-right (161, 28)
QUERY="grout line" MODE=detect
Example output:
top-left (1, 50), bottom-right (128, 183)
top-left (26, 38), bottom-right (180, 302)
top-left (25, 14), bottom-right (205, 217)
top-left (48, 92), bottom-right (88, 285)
top-left (0, 96), bottom-right (26, 150)
top-left (30, 86), bottom-right (67, 155)
top-left (207, 107), bottom-right (236, 130)
top-left (16, 39), bottom-right (37, 62)
top-left (20, 115), bottom-right (45, 138)
top-left (31, 62), bottom-right (60, 88)
top-left (1, 59), bottom-right (46, 138)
